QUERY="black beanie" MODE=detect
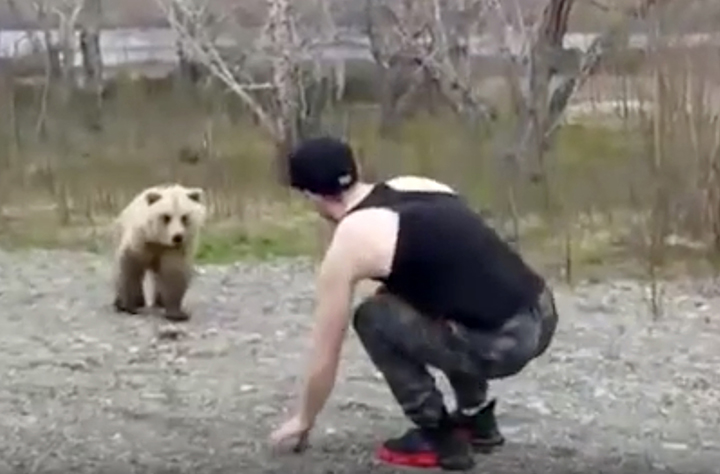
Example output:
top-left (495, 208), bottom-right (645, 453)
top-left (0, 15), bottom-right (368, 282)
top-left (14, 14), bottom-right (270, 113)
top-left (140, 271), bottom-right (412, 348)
top-left (287, 137), bottom-right (359, 196)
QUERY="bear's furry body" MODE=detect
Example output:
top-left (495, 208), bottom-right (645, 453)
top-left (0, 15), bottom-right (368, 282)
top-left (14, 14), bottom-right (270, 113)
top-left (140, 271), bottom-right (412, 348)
top-left (112, 183), bottom-right (207, 321)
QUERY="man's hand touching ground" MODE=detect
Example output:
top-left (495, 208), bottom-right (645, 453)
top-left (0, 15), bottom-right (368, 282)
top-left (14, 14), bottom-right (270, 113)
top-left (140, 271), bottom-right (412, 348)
top-left (269, 413), bottom-right (313, 453)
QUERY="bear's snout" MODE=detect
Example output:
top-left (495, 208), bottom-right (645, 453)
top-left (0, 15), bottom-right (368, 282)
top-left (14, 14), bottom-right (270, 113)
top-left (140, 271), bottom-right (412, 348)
top-left (172, 234), bottom-right (184, 245)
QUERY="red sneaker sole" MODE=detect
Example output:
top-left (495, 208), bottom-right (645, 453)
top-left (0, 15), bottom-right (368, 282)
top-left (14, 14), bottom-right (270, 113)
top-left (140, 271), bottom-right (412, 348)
top-left (375, 446), bottom-right (439, 468)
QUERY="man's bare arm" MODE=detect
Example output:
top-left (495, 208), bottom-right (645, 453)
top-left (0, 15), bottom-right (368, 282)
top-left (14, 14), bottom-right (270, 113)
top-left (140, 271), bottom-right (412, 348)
top-left (297, 252), bottom-right (354, 424)
top-left (296, 209), bottom-right (396, 424)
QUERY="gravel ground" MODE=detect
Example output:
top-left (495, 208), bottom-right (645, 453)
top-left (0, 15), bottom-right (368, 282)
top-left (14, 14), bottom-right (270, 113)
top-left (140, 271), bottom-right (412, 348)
top-left (0, 248), bottom-right (719, 474)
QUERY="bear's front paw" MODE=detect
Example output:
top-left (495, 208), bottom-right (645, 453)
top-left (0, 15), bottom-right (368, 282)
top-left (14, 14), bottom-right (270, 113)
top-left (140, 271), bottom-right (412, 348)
top-left (163, 308), bottom-right (191, 322)
top-left (113, 296), bottom-right (141, 315)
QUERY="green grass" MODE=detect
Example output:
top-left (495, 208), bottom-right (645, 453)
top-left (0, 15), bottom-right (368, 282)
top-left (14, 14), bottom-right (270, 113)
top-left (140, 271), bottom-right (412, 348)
top-left (2, 200), bottom-right (719, 282)
top-left (0, 211), bottom-right (317, 263)
top-left (195, 224), bottom-right (317, 263)
top-left (1, 78), bottom-right (716, 280)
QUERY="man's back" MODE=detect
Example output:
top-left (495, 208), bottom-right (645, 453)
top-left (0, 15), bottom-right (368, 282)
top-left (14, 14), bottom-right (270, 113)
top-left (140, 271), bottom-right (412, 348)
top-left (347, 177), bottom-right (546, 330)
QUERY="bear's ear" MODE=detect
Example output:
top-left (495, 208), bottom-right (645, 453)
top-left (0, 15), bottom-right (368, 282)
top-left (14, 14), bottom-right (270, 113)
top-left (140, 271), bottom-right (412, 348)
top-left (145, 191), bottom-right (163, 206)
top-left (187, 188), bottom-right (204, 203)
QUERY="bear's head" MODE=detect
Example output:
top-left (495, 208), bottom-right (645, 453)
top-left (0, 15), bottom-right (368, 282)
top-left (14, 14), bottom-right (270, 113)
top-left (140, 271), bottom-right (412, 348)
top-left (142, 185), bottom-right (207, 248)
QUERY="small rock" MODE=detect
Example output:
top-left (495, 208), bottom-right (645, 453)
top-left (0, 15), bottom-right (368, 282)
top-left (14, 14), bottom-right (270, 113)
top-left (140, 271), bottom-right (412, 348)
top-left (141, 392), bottom-right (165, 400)
top-left (242, 333), bottom-right (263, 344)
top-left (661, 442), bottom-right (688, 451)
top-left (576, 300), bottom-right (614, 314)
top-left (550, 446), bottom-right (577, 458)
top-left (526, 399), bottom-right (552, 416)
top-left (157, 325), bottom-right (187, 341)
top-left (578, 413), bottom-right (596, 425)
top-left (691, 377), bottom-right (710, 391)
top-left (593, 386), bottom-right (608, 398)
top-left (338, 399), bottom-right (375, 412)
top-left (60, 360), bottom-right (89, 371)
top-left (73, 334), bottom-right (98, 344)
top-left (253, 405), bottom-right (276, 416)
top-left (693, 300), bottom-right (709, 310)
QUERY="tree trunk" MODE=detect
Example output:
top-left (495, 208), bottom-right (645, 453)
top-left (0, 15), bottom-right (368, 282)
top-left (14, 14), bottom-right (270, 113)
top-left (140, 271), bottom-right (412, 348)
top-left (268, 0), bottom-right (302, 185)
top-left (171, 2), bottom-right (204, 85)
top-left (79, 0), bottom-right (104, 130)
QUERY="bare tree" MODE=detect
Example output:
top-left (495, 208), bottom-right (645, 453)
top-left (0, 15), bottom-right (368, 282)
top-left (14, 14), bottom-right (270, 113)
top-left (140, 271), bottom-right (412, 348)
top-left (19, 0), bottom-right (104, 136)
top-left (295, 0), bottom-right (346, 134)
top-left (315, 0), bottom-right (346, 104)
top-left (78, 0), bottom-right (103, 89)
top-left (264, 0), bottom-right (302, 156)
top-left (366, 0), bottom-right (671, 202)
top-left (30, 1), bottom-right (63, 81)
top-left (365, 0), bottom-right (496, 134)
top-left (5, 0), bottom-right (44, 59)
top-left (365, 0), bottom-right (672, 167)
top-left (78, 0), bottom-right (104, 129)
top-left (501, 0), bottom-right (672, 179)
top-left (156, 0), bottom-right (342, 182)
top-left (29, 0), bottom-right (78, 137)
top-left (37, 0), bottom-right (85, 83)
top-left (171, 0), bottom-right (207, 84)
top-left (7, 0), bottom-right (103, 92)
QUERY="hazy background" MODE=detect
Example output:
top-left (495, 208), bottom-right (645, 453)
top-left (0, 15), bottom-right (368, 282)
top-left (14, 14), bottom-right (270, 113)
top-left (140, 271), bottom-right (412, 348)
top-left (2, 0), bottom-right (720, 296)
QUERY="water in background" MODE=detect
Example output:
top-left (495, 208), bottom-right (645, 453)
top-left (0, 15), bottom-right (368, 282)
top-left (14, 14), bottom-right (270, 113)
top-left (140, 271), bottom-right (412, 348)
top-left (1, 27), bottom-right (718, 68)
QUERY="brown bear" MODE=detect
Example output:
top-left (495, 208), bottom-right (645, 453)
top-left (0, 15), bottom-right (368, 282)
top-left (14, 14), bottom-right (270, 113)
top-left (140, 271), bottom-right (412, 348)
top-left (111, 183), bottom-right (207, 321)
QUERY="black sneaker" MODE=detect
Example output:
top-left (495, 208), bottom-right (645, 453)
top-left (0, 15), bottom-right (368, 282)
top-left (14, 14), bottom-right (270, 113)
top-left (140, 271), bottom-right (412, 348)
top-left (452, 399), bottom-right (505, 453)
top-left (375, 424), bottom-right (475, 471)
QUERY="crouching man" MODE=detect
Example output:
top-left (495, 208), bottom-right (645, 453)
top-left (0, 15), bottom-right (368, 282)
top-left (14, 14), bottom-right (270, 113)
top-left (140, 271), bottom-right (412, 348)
top-left (269, 137), bottom-right (559, 471)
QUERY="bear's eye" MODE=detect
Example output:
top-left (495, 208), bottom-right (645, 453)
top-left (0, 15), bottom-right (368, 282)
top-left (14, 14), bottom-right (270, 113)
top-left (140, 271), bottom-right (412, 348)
top-left (161, 214), bottom-right (172, 225)
top-left (180, 214), bottom-right (189, 226)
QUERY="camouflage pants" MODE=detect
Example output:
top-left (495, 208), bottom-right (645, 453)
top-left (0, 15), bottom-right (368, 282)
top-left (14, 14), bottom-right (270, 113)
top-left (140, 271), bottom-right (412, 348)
top-left (352, 286), bottom-right (558, 429)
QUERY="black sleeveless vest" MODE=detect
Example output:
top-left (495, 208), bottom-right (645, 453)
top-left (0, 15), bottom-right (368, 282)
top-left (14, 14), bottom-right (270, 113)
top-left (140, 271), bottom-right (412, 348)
top-left (345, 182), bottom-right (546, 330)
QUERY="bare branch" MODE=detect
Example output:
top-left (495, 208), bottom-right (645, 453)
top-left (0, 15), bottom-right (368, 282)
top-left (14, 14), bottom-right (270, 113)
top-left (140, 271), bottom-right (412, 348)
top-left (544, 0), bottom-right (674, 139)
top-left (264, 0), bottom-right (302, 148)
top-left (498, 0), bottom-right (675, 184)
top-left (364, 0), bottom-right (496, 128)
top-left (155, 0), bottom-right (280, 140)
top-left (157, 0), bottom-right (335, 163)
